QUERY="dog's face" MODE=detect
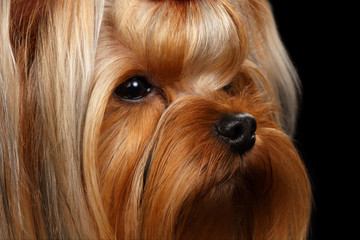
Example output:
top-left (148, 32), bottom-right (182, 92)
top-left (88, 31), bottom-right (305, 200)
top-left (1, 0), bottom-right (311, 239)
top-left (91, 0), bottom-right (311, 239)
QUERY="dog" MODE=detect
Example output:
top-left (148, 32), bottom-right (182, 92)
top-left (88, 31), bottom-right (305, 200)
top-left (0, 0), bottom-right (311, 239)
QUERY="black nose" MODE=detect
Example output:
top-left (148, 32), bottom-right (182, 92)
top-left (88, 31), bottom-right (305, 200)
top-left (215, 113), bottom-right (257, 154)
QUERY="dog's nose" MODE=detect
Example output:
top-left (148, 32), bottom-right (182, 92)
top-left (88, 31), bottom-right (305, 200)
top-left (215, 113), bottom-right (257, 154)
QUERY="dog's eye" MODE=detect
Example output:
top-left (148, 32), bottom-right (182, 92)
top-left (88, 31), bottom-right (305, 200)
top-left (222, 83), bottom-right (232, 92)
top-left (221, 82), bottom-right (236, 96)
top-left (114, 76), bottom-right (153, 100)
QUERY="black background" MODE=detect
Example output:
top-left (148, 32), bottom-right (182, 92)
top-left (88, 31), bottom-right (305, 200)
top-left (268, 1), bottom-right (352, 239)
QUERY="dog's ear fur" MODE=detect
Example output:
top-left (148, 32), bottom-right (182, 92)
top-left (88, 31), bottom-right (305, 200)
top-left (1, 0), bottom-right (23, 238)
top-left (1, 0), bottom-right (111, 239)
top-left (231, 0), bottom-right (301, 136)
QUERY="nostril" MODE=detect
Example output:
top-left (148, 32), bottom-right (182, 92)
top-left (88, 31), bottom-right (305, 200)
top-left (215, 113), bottom-right (257, 154)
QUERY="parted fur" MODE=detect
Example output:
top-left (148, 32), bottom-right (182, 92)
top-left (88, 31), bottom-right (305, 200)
top-left (0, 0), bottom-right (311, 239)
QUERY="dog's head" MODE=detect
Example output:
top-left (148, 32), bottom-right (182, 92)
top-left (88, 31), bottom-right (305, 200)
top-left (1, 0), bottom-right (311, 239)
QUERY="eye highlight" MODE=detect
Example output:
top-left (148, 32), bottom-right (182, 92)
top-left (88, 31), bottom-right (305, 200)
top-left (114, 76), bottom-right (153, 100)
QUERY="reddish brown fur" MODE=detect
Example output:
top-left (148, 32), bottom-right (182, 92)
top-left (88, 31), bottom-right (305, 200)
top-left (98, 83), bottom-right (310, 239)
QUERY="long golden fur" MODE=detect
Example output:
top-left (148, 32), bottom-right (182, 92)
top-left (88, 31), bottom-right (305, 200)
top-left (1, 0), bottom-right (311, 239)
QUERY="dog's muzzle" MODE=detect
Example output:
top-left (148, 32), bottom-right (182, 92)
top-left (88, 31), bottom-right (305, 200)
top-left (215, 113), bottom-right (257, 154)
top-left (142, 111), bottom-right (257, 192)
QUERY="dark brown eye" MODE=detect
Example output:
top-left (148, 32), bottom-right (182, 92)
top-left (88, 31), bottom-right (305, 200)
top-left (222, 83), bottom-right (232, 92)
top-left (114, 76), bottom-right (153, 100)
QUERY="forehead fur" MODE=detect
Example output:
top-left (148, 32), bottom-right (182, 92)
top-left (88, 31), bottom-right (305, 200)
top-left (106, 0), bottom-right (248, 85)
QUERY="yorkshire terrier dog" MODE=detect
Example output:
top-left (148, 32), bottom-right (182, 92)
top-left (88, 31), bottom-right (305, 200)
top-left (1, 0), bottom-right (311, 239)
